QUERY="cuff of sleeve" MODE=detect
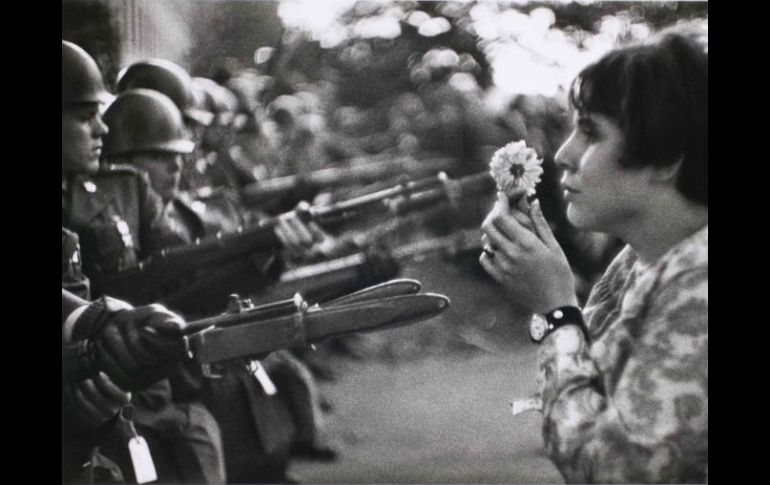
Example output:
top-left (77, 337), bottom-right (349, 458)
top-left (62, 305), bottom-right (89, 343)
top-left (544, 325), bottom-right (586, 354)
top-left (70, 298), bottom-right (110, 342)
top-left (69, 296), bottom-right (133, 342)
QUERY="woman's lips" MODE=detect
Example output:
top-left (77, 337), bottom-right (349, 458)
top-left (562, 185), bottom-right (580, 201)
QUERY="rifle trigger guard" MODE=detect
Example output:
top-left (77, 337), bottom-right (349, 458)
top-left (201, 364), bottom-right (223, 379)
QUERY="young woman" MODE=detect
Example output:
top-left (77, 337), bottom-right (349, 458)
top-left (480, 25), bottom-right (707, 483)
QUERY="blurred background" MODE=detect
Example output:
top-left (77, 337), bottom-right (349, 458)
top-left (63, 1), bottom-right (708, 482)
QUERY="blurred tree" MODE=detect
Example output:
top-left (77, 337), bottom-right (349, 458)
top-left (188, 1), bottom-right (283, 80)
top-left (62, 0), bottom-right (122, 86)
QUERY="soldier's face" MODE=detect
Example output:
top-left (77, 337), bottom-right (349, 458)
top-left (132, 152), bottom-right (183, 201)
top-left (62, 103), bottom-right (108, 175)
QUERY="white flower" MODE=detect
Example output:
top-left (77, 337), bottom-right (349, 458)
top-left (489, 140), bottom-right (544, 199)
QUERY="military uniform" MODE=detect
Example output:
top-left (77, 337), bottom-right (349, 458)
top-left (155, 188), bottom-right (280, 316)
top-left (62, 164), bottom-right (185, 280)
top-left (62, 164), bottom-right (226, 484)
top-left (62, 227), bottom-right (90, 299)
top-left (163, 189), bottom-right (247, 244)
top-left (62, 289), bottom-right (124, 483)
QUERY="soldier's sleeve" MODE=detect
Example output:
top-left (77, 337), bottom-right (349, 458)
top-left (62, 288), bottom-right (89, 329)
top-left (537, 269), bottom-right (708, 483)
top-left (135, 171), bottom-right (187, 254)
top-left (62, 227), bottom-right (91, 300)
top-left (194, 189), bottom-right (248, 234)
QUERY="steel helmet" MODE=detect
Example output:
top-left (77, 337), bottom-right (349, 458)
top-left (194, 77), bottom-right (238, 125)
top-left (102, 89), bottom-right (195, 157)
top-left (116, 59), bottom-right (214, 127)
top-left (62, 40), bottom-right (108, 105)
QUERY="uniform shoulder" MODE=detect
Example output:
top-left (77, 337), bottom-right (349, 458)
top-left (92, 164), bottom-right (153, 192)
top-left (97, 163), bottom-right (145, 178)
top-left (62, 226), bottom-right (78, 239)
top-left (189, 185), bottom-right (233, 202)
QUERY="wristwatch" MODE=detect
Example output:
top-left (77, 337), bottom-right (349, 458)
top-left (529, 306), bottom-right (589, 344)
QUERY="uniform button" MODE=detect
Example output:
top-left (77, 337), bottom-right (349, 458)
top-left (553, 310), bottom-right (563, 319)
top-left (83, 181), bottom-right (97, 193)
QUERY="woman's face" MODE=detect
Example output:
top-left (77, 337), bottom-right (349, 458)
top-left (555, 111), bottom-right (652, 235)
top-left (133, 152), bottom-right (183, 201)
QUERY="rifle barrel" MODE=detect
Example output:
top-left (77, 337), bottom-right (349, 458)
top-left (240, 156), bottom-right (457, 205)
top-left (185, 295), bottom-right (301, 334)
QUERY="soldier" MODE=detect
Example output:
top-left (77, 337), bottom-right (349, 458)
top-left (116, 58), bottom-right (229, 194)
top-left (62, 286), bottom-right (194, 483)
top-left (62, 40), bottom-right (226, 484)
top-left (194, 76), bottom-right (264, 192)
top-left (62, 44), bottom-right (187, 276)
top-left (101, 87), bottom-right (336, 482)
top-left (103, 87), bottom-right (260, 236)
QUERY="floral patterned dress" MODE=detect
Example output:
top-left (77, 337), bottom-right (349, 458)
top-left (537, 225), bottom-right (708, 483)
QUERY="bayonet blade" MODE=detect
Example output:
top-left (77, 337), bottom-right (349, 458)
top-left (324, 278), bottom-right (422, 306)
top-left (187, 293), bottom-right (450, 364)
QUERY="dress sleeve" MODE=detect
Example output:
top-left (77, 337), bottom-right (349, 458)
top-left (536, 268), bottom-right (708, 483)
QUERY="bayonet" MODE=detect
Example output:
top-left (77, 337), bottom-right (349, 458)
top-left (186, 292), bottom-right (451, 365)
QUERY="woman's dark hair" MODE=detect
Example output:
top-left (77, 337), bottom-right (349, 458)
top-left (568, 24), bottom-right (708, 206)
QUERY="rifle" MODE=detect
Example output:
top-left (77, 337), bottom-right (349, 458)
top-left (254, 228), bottom-right (484, 305)
top-left (90, 171), bottom-right (494, 306)
top-left (238, 155), bottom-right (458, 210)
top-left (63, 279), bottom-right (450, 384)
top-left (160, 211), bottom-right (479, 316)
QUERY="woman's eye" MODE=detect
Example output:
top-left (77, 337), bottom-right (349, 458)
top-left (579, 124), bottom-right (598, 141)
top-left (80, 111), bottom-right (98, 123)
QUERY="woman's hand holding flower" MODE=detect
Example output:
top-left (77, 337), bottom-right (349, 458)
top-left (480, 192), bottom-right (578, 314)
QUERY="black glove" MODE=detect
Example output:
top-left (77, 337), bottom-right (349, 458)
top-left (62, 372), bottom-right (131, 435)
top-left (72, 298), bottom-right (189, 391)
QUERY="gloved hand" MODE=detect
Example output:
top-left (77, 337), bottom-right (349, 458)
top-left (72, 297), bottom-right (189, 391)
top-left (274, 201), bottom-right (354, 261)
top-left (94, 303), bottom-right (189, 391)
top-left (273, 201), bottom-right (326, 259)
top-left (64, 372), bottom-right (131, 434)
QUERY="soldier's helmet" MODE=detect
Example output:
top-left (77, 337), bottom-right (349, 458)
top-left (116, 59), bottom-right (214, 127)
top-left (62, 40), bottom-right (108, 105)
top-left (268, 94), bottom-right (304, 127)
top-left (194, 77), bottom-right (238, 127)
top-left (102, 89), bottom-right (195, 157)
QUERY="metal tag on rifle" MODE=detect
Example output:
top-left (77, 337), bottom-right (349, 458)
top-left (249, 360), bottom-right (277, 396)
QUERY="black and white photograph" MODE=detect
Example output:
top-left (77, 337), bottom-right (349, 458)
top-left (62, 1), bottom-right (708, 483)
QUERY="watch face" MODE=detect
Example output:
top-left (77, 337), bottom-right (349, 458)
top-left (529, 314), bottom-right (548, 342)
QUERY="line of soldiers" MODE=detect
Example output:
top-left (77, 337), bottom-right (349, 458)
top-left (63, 40), bottom-right (346, 484)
